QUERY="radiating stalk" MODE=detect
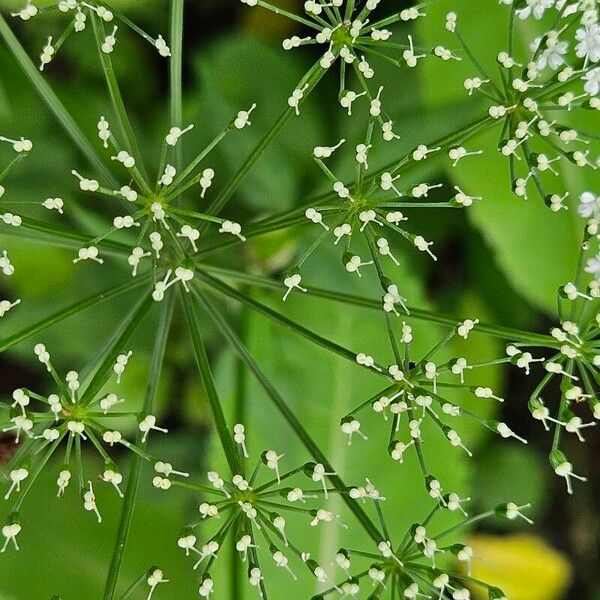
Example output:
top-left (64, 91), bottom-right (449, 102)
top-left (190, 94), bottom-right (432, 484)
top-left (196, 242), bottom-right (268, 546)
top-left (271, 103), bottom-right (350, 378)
top-left (90, 13), bottom-right (151, 191)
top-left (182, 291), bottom-right (241, 473)
top-left (0, 275), bottom-right (151, 353)
top-left (0, 14), bottom-right (116, 185)
top-left (202, 58), bottom-right (327, 224)
top-left (103, 295), bottom-right (174, 600)
top-left (80, 294), bottom-right (154, 405)
top-left (196, 266), bottom-right (557, 346)
top-left (193, 285), bottom-right (383, 543)
top-left (170, 0), bottom-right (184, 169)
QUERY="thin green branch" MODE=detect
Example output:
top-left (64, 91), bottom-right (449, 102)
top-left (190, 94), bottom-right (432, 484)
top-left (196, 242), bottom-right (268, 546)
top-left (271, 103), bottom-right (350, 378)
top-left (196, 270), bottom-right (386, 374)
top-left (0, 275), bottom-right (151, 353)
top-left (90, 14), bottom-right (151, 191)
top-left (80, 293), bottom-right (154, 405)
top-left (192, 285), bottom-right (383, 543)
top-left (103, 295), bottom-right (174, 600)
top-left (202, 57), bottom-right (328, 224)
top-left (196, 265), bottom-right (557, 345)
top-left (170, 0), bottom-right (184, 169)
top-left (2, 215), bottom-right (131, 255)
top-left (0, 14), bottom-right (116, 185)
top-left (181, 291), bottom-right (241, 474)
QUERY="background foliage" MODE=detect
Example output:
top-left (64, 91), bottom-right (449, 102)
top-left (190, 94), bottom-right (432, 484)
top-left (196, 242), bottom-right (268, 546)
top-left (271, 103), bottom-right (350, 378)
top-left (0, 0), bottom-right (597, 598)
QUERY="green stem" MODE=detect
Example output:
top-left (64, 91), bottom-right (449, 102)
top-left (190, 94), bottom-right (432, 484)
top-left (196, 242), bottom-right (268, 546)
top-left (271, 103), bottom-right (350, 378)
top-left (192, 286), bottom-right (383, 543)
top-left (3, 215), bottom-right (131, 255)
top-left (0, 275), bottom-right (150, 353)
top-left (170, 0), bottom-right (184, 169)
top-left (117, 569), bottom-right (152, 600)
top-left (103, 295), bottom-right (174, 600)
top-left (90, 14), bottom-right (150, 191)
top-left (196, 265), bottom-right (557, 345)
top-left (181, 291), bottom-right (240, 473)
top-left (195, 206), bottom-right (344, 257)
top-left (202, 58), bottom-right (327, 224)
top-left (80, 294), bottom-right (154, 405)
top-left (197, 270), bottom-right (385, 375)
top-left (0, 14), bottom-right (116, 185)
top-left (256, 0), bottom-right (323, 29)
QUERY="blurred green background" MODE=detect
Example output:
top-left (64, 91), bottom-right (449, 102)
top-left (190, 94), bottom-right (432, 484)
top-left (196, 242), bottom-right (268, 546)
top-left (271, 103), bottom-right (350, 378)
top-left (0, 0), bottom-right (598, 598)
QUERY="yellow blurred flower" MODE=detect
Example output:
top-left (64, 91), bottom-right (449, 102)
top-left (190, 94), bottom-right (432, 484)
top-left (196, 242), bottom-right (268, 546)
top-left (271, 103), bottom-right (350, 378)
top-left (465, 534), bottom-right (571, 600)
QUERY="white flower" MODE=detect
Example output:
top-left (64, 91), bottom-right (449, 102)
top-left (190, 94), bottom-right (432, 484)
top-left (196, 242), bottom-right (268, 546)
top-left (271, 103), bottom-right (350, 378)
top-left (583, 66), bottom-right (600, 95)
top-left (585, 252), bottom-right (600, 281)
top-left (577, 191), bottom-right (600, 218)
top-left (575, 24), bottom-right (600, 64)
top-left (516, 0), bottom-right (555, 20)
top-left (530, 36), bottom-right (568, 70)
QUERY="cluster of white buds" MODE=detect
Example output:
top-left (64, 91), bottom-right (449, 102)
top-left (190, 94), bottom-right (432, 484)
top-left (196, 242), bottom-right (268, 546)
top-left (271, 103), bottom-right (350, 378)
top-left (100, 25), bottom-right (118, 53)
top-left (457, 319), bottom-right (479, 339)
top-left (382, 121), bottom-right (400, 141)
top-left (113, 351), bottom-right (132, 384)
top-left (313, 139), bottom-right (345, 159)
top-left (73, 246), bottom-right (103, 265)
top-left (152, 267), bottom-right (194, 301)
top-left (128, 247), bottom-right (151, 276)
top-left (282, 35), bottom-right (311, 51)
top-left (42, 196), bottom-right (64, 213)
top-left (453, 186), bottom-right (481, 207)
top-left (160, 165), bottom-right (176, 186)
top-left (39, 36), bottom-right (55, 70)
top-left (155, 35), bottom-right (171, 57)
top-left (383, 284), bottom-right (408, 316)
top-left (340, 90), bottom-right (366, 116)
top-left (200, 168), bottom-right (215, 197)
top-left (0, 135), bottom-right (32, 153)
top-left (146, 569), bottom-right (169, 598)
top-left (234, 103), bottom-right (257, 129)
top-left (0, 250), bottom-right (15, 276)
top-left (463, 76), bottom-right (490, 95)
top-left (11, 1), bottom-right (38, 20)
top-left (173, 425), bottom-right (344, 594)
top-left (305, 207), bottom-right (329, 230)
top-left (83, 481), bottom-right (102, 522)
top-left (139, 415), bottom-right (168, 443)
top-left (1, 343), bottom-right (180, 540)
top-left (165, 124), bottom-right (194, 146)
top-left (1, 521), bottom-right (22, 553)
top-left (72, 169), bottom-right (99, 192)
top-left (413, 235), bottom-right (437, 260)
top-left (1, 213), bottom-right (22, 227)
top-left (219, 220), bottom-right (246, 241)
top-left (403, 35), bottom-right (426, 68)
top-left (112, 150), bottom-right (135, 169)
top-left (340, 415), bottom-right (369, 445)
top-left (345, 254), bottom-right (374, 277)
top-left (177, 224), bottom-right (201, 252)
top-left (412, 144), bottom-right (441, 161)
top-left (282, 273), bottom-right (306, 301)
top-left (113, 215), bottom-right (139, 230)
top-left (449, 146), bottom-right (483, 166)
